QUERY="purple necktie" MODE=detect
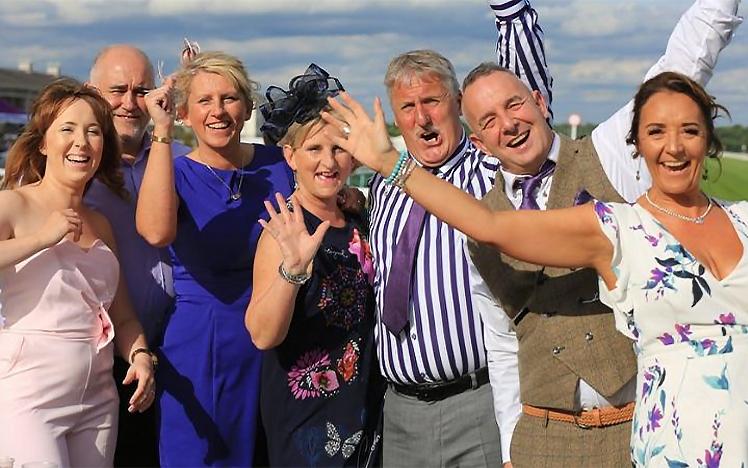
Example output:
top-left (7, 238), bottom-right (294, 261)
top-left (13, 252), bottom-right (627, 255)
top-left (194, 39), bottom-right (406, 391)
top-left (515, 160), bottom-right (556, 210)
top-left (382, 200), bottom-right (427, 334)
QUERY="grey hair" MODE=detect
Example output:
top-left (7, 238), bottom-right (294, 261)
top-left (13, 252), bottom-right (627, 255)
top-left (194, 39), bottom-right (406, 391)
top-left (462, 62), bottom-right (514, 93)
top-left (384, 49), bottom-right (460, 97)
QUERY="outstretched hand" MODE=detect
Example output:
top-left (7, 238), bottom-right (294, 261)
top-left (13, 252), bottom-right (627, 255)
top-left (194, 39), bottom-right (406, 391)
top-left (259, 193), bottom-right (329, 276)
top-left (322, 92), bottom-right (397, 175)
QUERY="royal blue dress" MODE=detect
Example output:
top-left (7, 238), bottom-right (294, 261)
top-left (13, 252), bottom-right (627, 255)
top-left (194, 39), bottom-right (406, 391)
top-left (157, 144), bottom-right (293, 467)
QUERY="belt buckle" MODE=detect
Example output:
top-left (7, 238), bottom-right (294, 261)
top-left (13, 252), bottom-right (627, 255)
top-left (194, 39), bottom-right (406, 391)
top-left (573, 415), bottom-right (590, 429)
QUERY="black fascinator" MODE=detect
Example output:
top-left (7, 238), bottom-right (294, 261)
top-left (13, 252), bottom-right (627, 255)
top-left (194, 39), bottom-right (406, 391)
top-left (259, 63), bottom-right (344, 145)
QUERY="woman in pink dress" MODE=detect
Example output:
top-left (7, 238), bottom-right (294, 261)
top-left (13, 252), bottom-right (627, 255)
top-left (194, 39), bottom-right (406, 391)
top-left (0, 79), bottom-right (155, 468)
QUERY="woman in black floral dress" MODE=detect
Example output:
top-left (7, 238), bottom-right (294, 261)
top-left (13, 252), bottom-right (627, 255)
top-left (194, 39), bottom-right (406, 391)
top-left (245, 64), bottom-right (382, 467)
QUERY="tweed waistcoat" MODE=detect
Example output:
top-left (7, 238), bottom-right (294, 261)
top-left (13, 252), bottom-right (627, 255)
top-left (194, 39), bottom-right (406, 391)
top-left (469, 134), bottom-right (637, 411)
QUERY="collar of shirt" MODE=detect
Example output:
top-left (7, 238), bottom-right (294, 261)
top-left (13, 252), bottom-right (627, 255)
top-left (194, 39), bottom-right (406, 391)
top-left (500, 132), bottom-right (560, 208)
top-left (409, 131), bottom-right (470, 177)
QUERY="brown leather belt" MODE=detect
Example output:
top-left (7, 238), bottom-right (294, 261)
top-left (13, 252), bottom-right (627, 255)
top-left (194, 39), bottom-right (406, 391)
top-left (522, 401), bottom-right (635, 428)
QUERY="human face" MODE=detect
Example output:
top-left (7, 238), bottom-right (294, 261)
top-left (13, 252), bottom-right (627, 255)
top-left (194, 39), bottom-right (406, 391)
top-left (284, 122), bottom-right (354, 204)
top-left (637, 91), bottom-right (708, 201)
top-left (463, 71), bottom-right (552, 175)
top-left (390, 73), bottom-right (463, 168)
top-left (41, 99), bottom-right (104, 188)
top-left (182, 71), bottom-right (248, 152)
top-left (90, 48), bottom-right (153, 149)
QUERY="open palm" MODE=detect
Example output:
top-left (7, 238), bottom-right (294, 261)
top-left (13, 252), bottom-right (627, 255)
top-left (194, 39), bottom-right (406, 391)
top-left (260, 193), bottom-right (329, 275)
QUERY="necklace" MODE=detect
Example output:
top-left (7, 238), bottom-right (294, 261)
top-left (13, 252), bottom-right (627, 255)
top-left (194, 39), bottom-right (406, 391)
top-left (197, 150), bottom-right (246, 202)
top-left (644, 191), bottom-right (713, 225)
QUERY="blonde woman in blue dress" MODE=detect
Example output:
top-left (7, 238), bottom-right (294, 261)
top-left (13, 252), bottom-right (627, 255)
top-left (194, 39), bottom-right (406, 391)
top-left (323, 71), bottom-right (747, 466)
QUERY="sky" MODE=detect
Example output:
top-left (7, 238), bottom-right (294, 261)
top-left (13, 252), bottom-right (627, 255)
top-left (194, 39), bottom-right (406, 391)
top-left (1, 0), bottom-right (746, 126)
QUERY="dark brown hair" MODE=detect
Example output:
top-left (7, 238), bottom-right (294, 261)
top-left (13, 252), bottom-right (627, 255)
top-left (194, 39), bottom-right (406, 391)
top-left (1, 78), bottom-right (126, 198)
top-left (626, 71), bottom-right (729, 160)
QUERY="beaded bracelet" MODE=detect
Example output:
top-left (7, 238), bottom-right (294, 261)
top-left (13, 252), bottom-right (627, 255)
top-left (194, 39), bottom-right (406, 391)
top-left (278, 262), bottom-right (311, 285)
top-left (394, 156), bottom-right (417, 189)
top-left (384, 150), bottom-right (409, 185)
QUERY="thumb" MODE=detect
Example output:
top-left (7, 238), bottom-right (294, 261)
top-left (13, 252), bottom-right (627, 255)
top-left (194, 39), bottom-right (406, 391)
top-left (122, 364), bottom-right (137, 385)
top-left (310, 220), bottom-right (331, 249)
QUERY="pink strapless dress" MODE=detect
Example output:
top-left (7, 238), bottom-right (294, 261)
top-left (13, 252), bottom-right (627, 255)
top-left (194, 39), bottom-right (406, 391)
top-left (0, 238), bottom-right (119, 468)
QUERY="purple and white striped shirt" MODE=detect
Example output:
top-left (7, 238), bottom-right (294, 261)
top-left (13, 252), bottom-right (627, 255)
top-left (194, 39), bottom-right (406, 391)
top-left (370, 136), bottom-right (500, 385)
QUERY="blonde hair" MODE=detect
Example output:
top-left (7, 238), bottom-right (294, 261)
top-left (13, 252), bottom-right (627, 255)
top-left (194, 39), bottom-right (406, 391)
top-left (174, 51), bottom-right (259, 113)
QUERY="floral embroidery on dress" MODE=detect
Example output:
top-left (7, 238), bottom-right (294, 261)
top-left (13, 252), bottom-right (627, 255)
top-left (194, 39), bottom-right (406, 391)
top-left (594, 201), bottom-right (617, 231)
top-left (631, 224), bottom-right (663, 247)
top-left (348, 228), bottom-right (375, 285)
top-left (288, 349), bottom-right (340, 400)
top-left (324, 422), bottom-right (362, 459)
top-left (337, 339), bottom-right (361, 383)
top-left (318, 265), bottom-right (368, 330)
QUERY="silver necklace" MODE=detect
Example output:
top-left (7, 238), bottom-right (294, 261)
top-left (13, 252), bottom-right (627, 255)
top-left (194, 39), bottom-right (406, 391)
top-left (644, 191), bottom-right (713, 225)
top-left (198, 151), bottom-right (246, 202)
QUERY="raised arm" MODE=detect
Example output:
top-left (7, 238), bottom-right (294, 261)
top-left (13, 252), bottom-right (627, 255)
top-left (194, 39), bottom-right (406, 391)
top-left (490, 0), bottom-right (553, 122)
top-left (324, 94), bottom-right (615, 282)
top-left (592, 0), bottom-right (742, 202)
top-left (135, 79), bottom-right (179, 247)
top-left (245, 194), bottom-right (329, 350)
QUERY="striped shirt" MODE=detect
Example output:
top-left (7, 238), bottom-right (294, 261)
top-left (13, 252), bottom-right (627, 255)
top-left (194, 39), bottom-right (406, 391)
top-left (370, 136), bottom-right (500, 385)
top-left (491, 0), bottom-right (553, 122)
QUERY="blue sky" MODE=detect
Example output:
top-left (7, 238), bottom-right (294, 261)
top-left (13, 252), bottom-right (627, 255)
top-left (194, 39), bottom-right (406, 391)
top-left (1, 0), bottom-right (746, 125)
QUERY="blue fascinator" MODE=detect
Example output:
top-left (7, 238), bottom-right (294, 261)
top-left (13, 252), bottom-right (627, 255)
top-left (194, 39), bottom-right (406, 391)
top-left (259, 63), bottom-right (344, 145)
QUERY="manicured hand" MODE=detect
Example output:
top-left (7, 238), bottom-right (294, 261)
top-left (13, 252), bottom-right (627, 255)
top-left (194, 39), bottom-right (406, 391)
top-left (259, 193), bottom-right (329, 276)
top-left (323, 92), bottom-right (397, 175)
top-left (123, 354), bottom-right (156, 413)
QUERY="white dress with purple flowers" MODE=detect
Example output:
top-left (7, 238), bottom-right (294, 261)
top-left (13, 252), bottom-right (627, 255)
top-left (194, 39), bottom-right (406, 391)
top-left (594, 199), bottom-right (748, 468)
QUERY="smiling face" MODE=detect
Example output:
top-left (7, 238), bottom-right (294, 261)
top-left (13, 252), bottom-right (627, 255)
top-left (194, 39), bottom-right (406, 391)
top-left (90, 46), bottom-right (153, 152)
top-left (41, 99), bottom-right (104, 188)
top-left (462, 71), bottom-right (552, 175)
top-left (390, 73), bottom-right (464, 168)
top-left (283, 121), bottom-right (354, 205)
top-left (637, 90), bottom-right (708, 201)
top-left (181, 71), bottom-right (248, 152)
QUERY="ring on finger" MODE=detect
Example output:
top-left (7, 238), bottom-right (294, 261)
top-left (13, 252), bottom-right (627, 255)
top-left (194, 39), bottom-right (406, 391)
top-left (342, 125), bottom-right (351, 137)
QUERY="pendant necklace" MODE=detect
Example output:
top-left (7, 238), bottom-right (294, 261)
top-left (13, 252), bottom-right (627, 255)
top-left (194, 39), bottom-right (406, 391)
top-left (198, 150), bottom-right (246, 202)
top-left (644, 191), bottom-right (713, 225)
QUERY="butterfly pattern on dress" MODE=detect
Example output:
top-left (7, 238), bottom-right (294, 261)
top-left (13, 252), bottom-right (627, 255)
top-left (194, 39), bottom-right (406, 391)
top-left (324, 421), bottom-right (362, 459)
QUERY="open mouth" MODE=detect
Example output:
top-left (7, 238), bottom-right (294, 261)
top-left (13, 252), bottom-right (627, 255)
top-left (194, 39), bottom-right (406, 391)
top-left (419, 129), bottom-right (441, 145)
top-left (207, 121), bottom-right (231, 130)
top-left (506, 131), bottom-right (529, 149)
top-left (65, 154), bottom-right (91, 165)
top-left (660, 160), bottom-right (691, 172)
top-left (315, 170), bottom-right (340, 183)
top-left (114, 113), bottom-right (141, 121)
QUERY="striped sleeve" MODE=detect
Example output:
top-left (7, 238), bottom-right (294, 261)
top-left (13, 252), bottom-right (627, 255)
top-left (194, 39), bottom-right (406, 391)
top-left (489, 0), bottom-right (554, 122)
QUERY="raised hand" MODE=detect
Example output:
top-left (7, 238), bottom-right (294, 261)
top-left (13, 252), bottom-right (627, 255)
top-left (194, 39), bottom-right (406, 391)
top-left (36, 208), bottom-right (82, 248)
top-left (145, 76), bottom-right (176, 133)
top-left (259, 193), bottom-right (330, 276)
top-left (322, 92), bottom-right (397, 175)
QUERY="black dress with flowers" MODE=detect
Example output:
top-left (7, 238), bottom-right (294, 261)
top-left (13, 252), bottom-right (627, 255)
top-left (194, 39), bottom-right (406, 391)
top-left (260, 208), bottom-right (382, 467)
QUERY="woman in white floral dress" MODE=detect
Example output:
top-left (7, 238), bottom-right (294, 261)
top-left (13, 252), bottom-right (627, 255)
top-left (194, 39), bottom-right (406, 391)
top-left (325, 71), bottom-right (748, 466)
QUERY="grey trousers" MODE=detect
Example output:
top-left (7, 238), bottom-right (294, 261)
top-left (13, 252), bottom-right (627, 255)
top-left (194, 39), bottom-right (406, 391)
top-left (382, 382), bottom-right (502, 468)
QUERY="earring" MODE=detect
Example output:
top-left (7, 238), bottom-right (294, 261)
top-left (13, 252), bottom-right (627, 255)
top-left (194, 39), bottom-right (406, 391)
top-left (293, 171), bottom-right (299, 190)
top-left (633, 152), bottom-right (642, 181)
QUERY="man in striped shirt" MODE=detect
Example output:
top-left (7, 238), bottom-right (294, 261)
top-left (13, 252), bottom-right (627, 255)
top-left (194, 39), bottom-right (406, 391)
top-left (369, 2), bottom-right (548, 466)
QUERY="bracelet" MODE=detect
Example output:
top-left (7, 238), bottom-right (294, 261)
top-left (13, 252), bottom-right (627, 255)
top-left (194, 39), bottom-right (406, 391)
top-left (130, 347), bottom-right (159, 369)
top-left (151, 134), bottom-right (172, 144)
top-left (278, 262), bottom-right (311, 285)
top-left (394, 156), bottom-right (417, 189)
top-left (384, 150), bottom-right (409, 185)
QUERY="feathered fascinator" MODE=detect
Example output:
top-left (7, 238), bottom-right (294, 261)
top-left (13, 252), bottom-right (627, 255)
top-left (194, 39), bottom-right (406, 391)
top-left (259, 63), bottom-right (344, 145)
